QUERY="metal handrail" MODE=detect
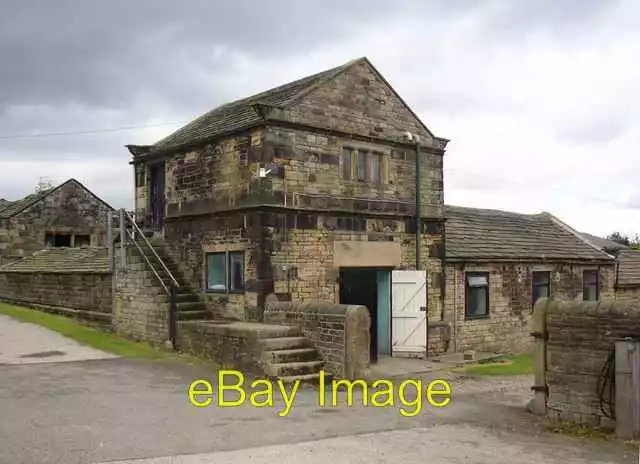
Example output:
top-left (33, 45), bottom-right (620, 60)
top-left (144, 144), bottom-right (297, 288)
top-left (123, 210), bottom-right (179, 289)
top-left (126, 231), bottom-right (170, 295)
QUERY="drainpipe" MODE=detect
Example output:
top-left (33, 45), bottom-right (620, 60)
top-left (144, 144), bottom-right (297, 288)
top-left (414, 138), bottom-right (421, 271)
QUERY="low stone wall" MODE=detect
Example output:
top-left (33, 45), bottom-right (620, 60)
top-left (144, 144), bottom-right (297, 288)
top-left (264, 299), bottom-right (370, 379)
top-left (0, 271), bottom-right (112, 321)
top-left (545, 299), bottom-right (640, 426)
top-left (113, 256), bottom-right (170, 345)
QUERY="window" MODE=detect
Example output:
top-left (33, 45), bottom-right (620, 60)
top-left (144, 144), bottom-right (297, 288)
top-left (356, 150), bottom-right (367, 181)
top-left (135, 165), bottom-right (146, 188)
top-left (583, 270), bottom-right (599, 301)
top-left (206, 252), bottom-right (245, 292)
top-left (341, 148), bottom-right (352, 180)
top-left (45, 233), bottom-right (71, 247)
top-left (532, 271), bottom-right (550, 308)
top-left (466, 273), bottom-right (489, 319)
top-left (369, 152), bottom-right (382, 184)
top-left (73, 235), bottom-right (91, 247)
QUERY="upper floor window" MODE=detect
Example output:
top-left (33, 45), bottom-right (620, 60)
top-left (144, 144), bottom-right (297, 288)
top-left (341, 147), bottom-right (383, 184)
top-left (583, 270), bottom-right (599, 301)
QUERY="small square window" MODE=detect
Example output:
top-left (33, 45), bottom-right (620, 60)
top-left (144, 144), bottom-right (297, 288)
top-left (73, 235), bottom-right (91, 247)
top-left (206, 252), bottom-right (245, 293)
top-left (466, 272), bottom-right (489, 319)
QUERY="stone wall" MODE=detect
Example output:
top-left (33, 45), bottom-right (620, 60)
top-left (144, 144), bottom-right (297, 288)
top-left (264, 299), bottom-right (370, 379)
top-left (0, 271), bottom-right (111, 320)
top-left (0, 179), bottom-right (112, 266)
top-left (164, 209), bottom-right (444, 323)
top-left (614, 286), bottom-right (640, 303)
top-left (444, 262), bottom-right (615, 354)
top-left (544, 299), bottom-right (640, 426)
top-left (112, 250), bottom-right (170, 345)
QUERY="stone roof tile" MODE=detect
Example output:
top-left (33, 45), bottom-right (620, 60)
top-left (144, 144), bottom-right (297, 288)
top-left (0, 247), bottom-right (110, 273)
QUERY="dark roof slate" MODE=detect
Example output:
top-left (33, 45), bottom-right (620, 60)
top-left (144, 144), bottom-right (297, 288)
top-left (151, 59), bottom-right (359, 152)
top-left (617, 249), bottom-right (640, 286)
top-left (0, 247), bottom-right (110, 273)
top-left (444, 205), bottom-right (613, 262)
top-left (579, 232), bottom-right (628, 253)
top-left (0, 189), bottom-right (54, 219)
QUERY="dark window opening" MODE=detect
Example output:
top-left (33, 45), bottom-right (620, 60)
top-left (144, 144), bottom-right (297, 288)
top-left (369, 152), bottom-right (382, 184)
top-left (73, 235), bottom-right (91, 247)
top-left (532, 271), bottom-right (551, 308)
top-left (336, 216), bottom-right (367, 231)
top-left (206, 251), bottom-right (245, 293)
top-left (583, 270), bottom-right (599, 301)
top-left (356, 150), bottom-right (367, 181)
top-left (341, 148), bottom-right (352, 180)
top-left (135, 166), bottom-right (146, 188)
top-left (45, 233), bottom-right (71, 247)
top-left (466, 272), bottom-right (489, 319)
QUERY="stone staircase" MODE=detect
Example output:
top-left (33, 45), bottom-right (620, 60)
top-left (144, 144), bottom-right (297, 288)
top-left (258, 329), bottom-right (328, 384)
top-left (129, 233), bottom-right (211, 322)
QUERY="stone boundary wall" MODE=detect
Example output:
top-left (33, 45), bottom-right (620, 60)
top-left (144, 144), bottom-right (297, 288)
top-left (545, 299), bottom-right (640, 426)
top-left (264, 299), bottom-right (370, 379)
top-left (0, 271), bottom-right (112, 321)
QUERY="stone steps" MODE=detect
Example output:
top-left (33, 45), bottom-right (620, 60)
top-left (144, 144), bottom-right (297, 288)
top-left (263, 360), bottom-right (325, 378)
top-left (259, 336), bottom-right (311, 351)
top-left (177, 309), bottom-right (212, 321)
top-left (262, 348), bottom-right (319, 364)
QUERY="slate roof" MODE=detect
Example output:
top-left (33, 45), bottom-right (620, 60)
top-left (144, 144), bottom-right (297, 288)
top-left (149, 58), bottom-right (360, 153)
top-left (0, 178), bottom-right (114, 220)
top-left (444, 205), bottom-right (613, 262)
top-left (0, 247), bottom-right (110, 273)
top-left (579, 232), bottom-right (628, 253)
top-left (616, 249), bottom-right (640, 286)
top-left (0, 189), bottom-right (54, 219)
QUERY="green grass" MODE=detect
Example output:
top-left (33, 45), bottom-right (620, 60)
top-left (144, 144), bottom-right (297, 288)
top-left (0, 303), bottom-right (178, 359)
top-left (454, 354), bottom-right (533, 376)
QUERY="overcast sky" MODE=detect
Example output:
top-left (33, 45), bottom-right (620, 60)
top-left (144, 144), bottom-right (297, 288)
top-left (0, 0), bottom-right (638, 237)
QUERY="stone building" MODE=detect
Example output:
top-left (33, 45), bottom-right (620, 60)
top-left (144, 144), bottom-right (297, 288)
top-left (441, 205), bottom-right (616, 354)
top-left (0, 178), bottom-right (114, 266)
top-left (126, 57), bottom-right (449, 360)
top-left (578, 233), bottom-right (640, 302)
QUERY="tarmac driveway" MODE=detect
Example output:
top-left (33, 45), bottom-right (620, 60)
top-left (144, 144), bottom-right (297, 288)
top-left (0, 314), bottom-right (636, 464)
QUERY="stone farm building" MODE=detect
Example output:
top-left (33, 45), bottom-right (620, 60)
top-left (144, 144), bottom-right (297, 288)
top-left (127, 57), bottom-right (450, 361)
top-left (0, 179), bottom-right (114, 266)
top-left (441, 205), bottom-right (617, 354)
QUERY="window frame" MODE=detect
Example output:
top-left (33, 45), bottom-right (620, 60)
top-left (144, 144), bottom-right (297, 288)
top-left (356, 149), bottom-right (367, 181)
top-left (205, 251), bottom-right (245, 294)
top-left (582, 269), bottom-right (600, 301)
top-left (341, 148), bottom-right (353, 180)
top-left (531, 271), bottom-right (551, 308)
top-left (465, 272), bottom-right (490, 320)
top-left (369, 152), bottom-right (382, 184)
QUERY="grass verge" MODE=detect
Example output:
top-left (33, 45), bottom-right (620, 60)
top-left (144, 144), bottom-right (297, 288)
top-left (0, 303), bottom-right (186, 360)
top-left (454, 354), bottom-right (533, 376)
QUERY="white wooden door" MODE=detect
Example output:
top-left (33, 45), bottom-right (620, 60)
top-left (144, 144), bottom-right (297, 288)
top-left (392, 270), bottom-right (428, 357)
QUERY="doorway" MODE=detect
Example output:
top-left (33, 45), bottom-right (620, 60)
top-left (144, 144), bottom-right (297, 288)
top-left (339, 268), bottom-right (392, 363)
top-left (149, 163), bottom-right (165, 232)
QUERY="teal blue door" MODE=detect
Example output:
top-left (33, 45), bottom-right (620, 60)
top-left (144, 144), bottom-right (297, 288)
top-left (376, 270), bottom-right (391, 355)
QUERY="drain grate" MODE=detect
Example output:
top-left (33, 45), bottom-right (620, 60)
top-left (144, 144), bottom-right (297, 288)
top-left (20, 350), bottom-right (66, 358)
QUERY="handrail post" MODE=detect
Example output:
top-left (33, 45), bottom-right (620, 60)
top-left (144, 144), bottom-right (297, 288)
top-left (119, 208), bottom-right (126, 272)
top-left (169, 285), bottom-right (178, 350)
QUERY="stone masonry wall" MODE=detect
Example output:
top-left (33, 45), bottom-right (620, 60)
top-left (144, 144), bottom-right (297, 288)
top-left (264, 299), bottom-right (370, 380)
top-left (614, 286), bottom-right (640, 303)
top-left (0, 180), bottom-right (112, 266)
top-left (0, 271), bottom-right (112, 318)
top-left (444, 262), bottom-right (615, 354)
top-left (545, 299), bottom-right (640, 426)
top-left (113, 249), bottom-right (170, 345)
